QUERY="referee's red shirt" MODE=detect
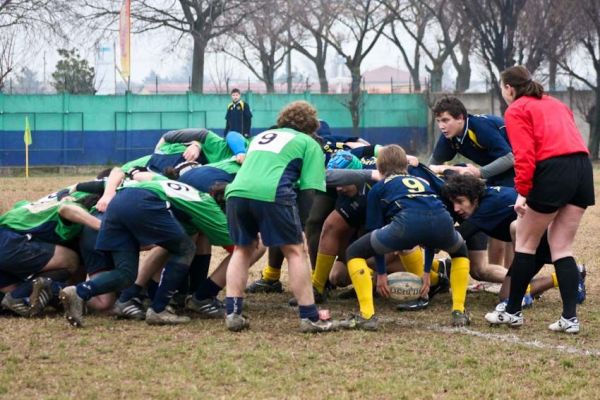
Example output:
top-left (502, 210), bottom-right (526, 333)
top-left (504, 95), bottom-right (589, 196)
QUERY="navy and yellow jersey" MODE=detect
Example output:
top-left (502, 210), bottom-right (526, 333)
top-left (366, 174), bottom-right (446, 231)
top-left (432, 114), bottom-right (514, 184)
top-left (461, 186), bottom-right (517, 242)
top-left (407, 164), bottom-right (445, 195)
top-left (349, 145), bottom-right (379, 170)
top-left (225, 101), bottom-right (253, 137)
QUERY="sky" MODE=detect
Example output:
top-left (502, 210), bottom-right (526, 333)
top-left (10, 12), bottom-right (593, 94)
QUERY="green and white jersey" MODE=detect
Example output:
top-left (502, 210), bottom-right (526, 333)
top-left (225, 128), bottom-right (325, 203)
top-left (206, 157), bottom-right (241, 175)
top-left (121, 179), bottom-right (232, 246)
top-left (161, 128), bottom-right (249, 164)
top-left (0, 190), bottom-right (89, 243)
top-left (201, 130), bottom-right (237, 164)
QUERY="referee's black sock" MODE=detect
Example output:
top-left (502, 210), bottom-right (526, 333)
top-left (554, 256), bottom-right (579, 319)
top-left (506, 252), bottom-right (537, 314)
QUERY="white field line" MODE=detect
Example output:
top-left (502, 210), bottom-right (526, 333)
top-left (386, 317), bottom-right (600, 357)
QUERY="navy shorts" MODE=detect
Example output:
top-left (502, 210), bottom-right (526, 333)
top-left (0, 227), bottom-right (54, 288)
top-left (79, 212), bottom-right (114, 275)
top-left (371, 209), bottom-right (463, 254)
top-left (96, 188), bottom-right (188, 252)
top-left (527, 153), bottom-right (595, 213)
top-left (227, 197), bottom-right (303, 247)
top-left (335, 194), bottom-right (367, 229)
top-left (466, 231), bottom-right (488, 251)
top-left (179, 166), bottom-right (235, 193)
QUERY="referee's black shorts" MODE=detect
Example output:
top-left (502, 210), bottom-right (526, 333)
top-left (527, 153), bottom-right (595, 213)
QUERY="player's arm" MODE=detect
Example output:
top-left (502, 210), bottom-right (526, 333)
top-left (96, 167), bottom-right (124, 212)
top-left (226, 131), bottom-right (248, 163)
top-left (326, 169), bottom-right (376, 187)
top-left (478, 152), bottom-right (514, 179)
top-left (428, 136), bottom-right (457, 174)
top-left (58, 203), bottom-right (102, 231)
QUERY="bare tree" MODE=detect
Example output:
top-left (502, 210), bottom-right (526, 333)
top-left (219, 0), bottom-right (289, 93)
top-left (206, 50), bottom-right (234, 93)
top-left (383, 0), bottom-right (428, 92)
top-left (324, 0), bottom-right (390, 133)
top-left (0, 35), bottom-right (15, 91)
top-left (458, 0), bottom-right (527, 109)
top-left (79, 0), bottom-right (251, 93)
top-left (0, 0), bottom-right (73, 34)
top-left (556, 1), bottom-right (600, 159)
top-left (515, 0), bottom-right (577, 89)
top-left (428, 0), bottom-right (473, 92)
top-left (288, 0), bottom-right (344, 93)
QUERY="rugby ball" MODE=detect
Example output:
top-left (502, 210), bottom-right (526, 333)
top-left (387, 272), bottom-right (422, 301)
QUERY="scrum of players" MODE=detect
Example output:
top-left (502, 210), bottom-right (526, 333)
top-left (0, 93), bottom-right (589, 334)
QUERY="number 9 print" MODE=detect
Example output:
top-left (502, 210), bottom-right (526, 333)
top-left (248, 130), bottom-right (295, 154)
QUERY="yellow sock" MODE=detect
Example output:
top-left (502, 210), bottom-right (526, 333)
top-left (429, 260), bottom-right (440, 286)
top-left (450, 257), bottom-right (470, 313)
top-left (262, 265), bottom-right (281, 282)
top-left (312, 253), bottom-right (336, 293)
top-left (551, 272), bottom-right (558, 288)
top-left (400, 249), bottom-right (439, 286)
top-left (347, 258), bottom-right (375, 319)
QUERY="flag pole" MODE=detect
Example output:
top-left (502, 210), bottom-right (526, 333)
top-left (25, 140), bottom-right (29, 178)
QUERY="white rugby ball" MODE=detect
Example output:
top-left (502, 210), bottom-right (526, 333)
top-left (387, 271), bottom-right (422, 301)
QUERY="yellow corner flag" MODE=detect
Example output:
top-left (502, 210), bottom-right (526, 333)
top-left (24, 116), bottom-right (32, 146)
top-left (24, 116), bottom-right (32, 178)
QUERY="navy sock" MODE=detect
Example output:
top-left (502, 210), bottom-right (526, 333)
top-left (51, 281), bottom-right (64, 296)
top-left (177, 274), bottom-right (190, 295)
top-left (299, 304), bottom-right (319, 322)
top-left (554, 256), bottom-right (579, 319)
top-left (119, 284), bottom-right (143, 303)
top-left (76, 281), bottom-right (97, 301)
top-left (189, 254), bottom-right (211, 292)
top-left (147, 280), bottom-right (159, 301)
top-left (152, 262), bottom-right (189, 313)
top-left (226, 296), bottom-right (244, 315)
top-left (10, 281), bottom-right (34, 299)
top-left (194, 278), bottom-right (222, 301)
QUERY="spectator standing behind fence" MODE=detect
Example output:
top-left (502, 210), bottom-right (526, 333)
top-left (225, 88), bottom-right (253, 138)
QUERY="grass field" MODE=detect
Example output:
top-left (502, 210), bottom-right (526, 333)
top-left (0, 170), bottom-right (599, 399)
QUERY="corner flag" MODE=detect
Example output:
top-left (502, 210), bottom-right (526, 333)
top-left (24, 116), bottom-right (32, 146)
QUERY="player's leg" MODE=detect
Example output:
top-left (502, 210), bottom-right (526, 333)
top-left (146, 234), bottom-right (196, 325)
top-left (312, 209), bottom-right (354, 298)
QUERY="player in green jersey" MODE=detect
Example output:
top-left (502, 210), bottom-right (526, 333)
top-left (224, 100), bottom-right (339, 333)
top-left (58, 179), bottom-right (234, 327)
top-left (0, 189), bottom-right (101, 316)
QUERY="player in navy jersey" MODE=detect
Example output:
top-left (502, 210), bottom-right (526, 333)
top-left (340, 145), bottom-right (471, 330)
top-left (442, 174), bottom-right (586, 311)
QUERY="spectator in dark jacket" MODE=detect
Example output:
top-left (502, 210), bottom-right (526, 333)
top-left (225, 88), bottom-right (253, 138)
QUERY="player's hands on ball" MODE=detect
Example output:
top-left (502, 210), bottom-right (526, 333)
top-left (183, 143), bottom-right (201, 161)
top-left (420, 272), bottom-right (431, 298)
top-left (514, 194), bottom-right (527, 217)
top-left (376, 273), bottom-right (390, 298)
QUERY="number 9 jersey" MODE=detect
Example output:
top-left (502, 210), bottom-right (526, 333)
top-left (366, 173), bottom-right (447, 231)
top-left (225, 128), bottom-right (326, 204)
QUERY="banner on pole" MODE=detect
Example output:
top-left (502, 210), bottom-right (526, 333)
top-left (119, 0), bottom-right (131, 81)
